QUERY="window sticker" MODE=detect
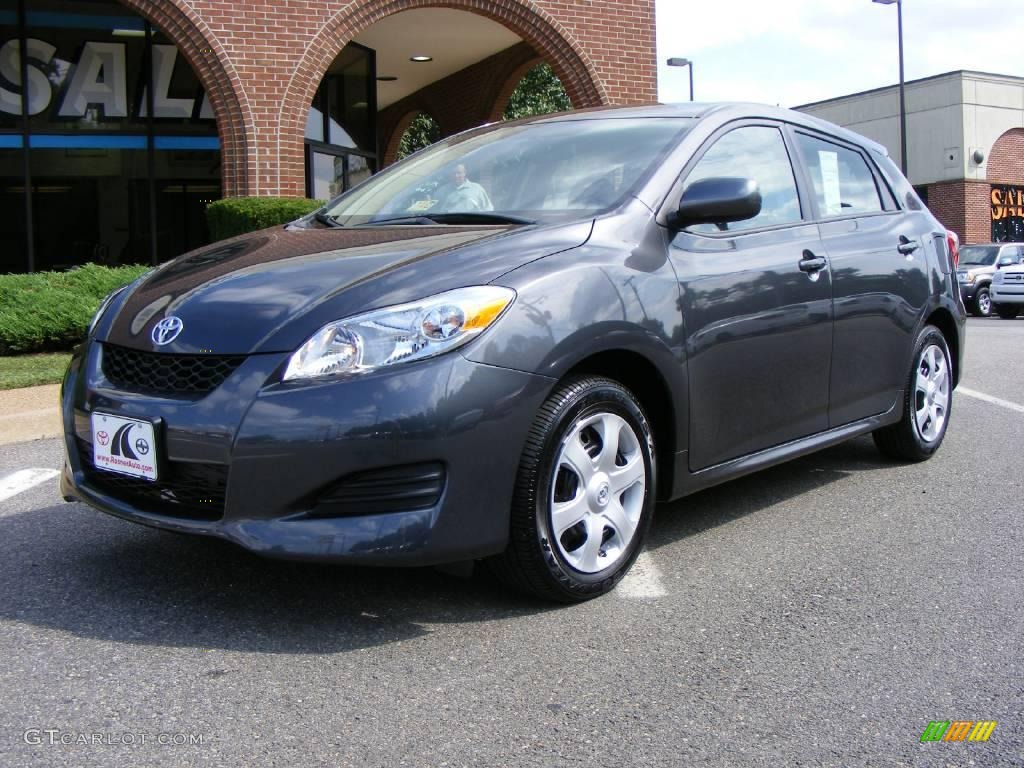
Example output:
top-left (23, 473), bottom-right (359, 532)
top-left (819, 150), bottom-right (842, 216)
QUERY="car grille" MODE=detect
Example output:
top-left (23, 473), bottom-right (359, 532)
top-left (1003, 273), bottom-right (1024, 283)
top-left (77, 438), bottom-right (227, 521)
top-left (306, 462), bottom-right (446, 518)
top-left (101, 343), bottom-right (245, 396)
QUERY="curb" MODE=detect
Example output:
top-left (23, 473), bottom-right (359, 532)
top-left (0, 384), bottom-right (62, 446)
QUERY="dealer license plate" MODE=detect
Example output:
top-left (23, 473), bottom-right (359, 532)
top-left (90, 412), bottom-right (158, 481)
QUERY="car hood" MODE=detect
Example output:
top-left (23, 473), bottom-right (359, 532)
top-left (98, 222), bottom-right (593, 355)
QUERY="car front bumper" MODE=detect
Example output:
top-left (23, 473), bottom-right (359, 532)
top-left (60, 340), bottom-right (554, 566)
top-left (957, 281), bottom-right (980, 304)
top-left (991, 283), bottom-right (1024, 305)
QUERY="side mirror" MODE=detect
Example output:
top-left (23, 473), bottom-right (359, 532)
top-left (997, 256), bottom-right (1014, 268)
top-left (669, 177), bottom-right (762, 230)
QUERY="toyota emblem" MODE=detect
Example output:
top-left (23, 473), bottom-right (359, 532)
top-left (152, 316), bottom-right (184, 346)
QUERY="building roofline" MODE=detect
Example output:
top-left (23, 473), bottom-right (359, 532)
top-left (794, 69), bottom-right (1024, 110)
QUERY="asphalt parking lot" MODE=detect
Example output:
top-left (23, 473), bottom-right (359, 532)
top-left (1, 317), bottom-right (1021, 767)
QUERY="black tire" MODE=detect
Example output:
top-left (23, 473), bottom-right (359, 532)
top-left (487, 376), bottom-right (656, 602)
top-left (994, 303), bottom-right (1020, 319)
top-left (873, 325), bottom-right (953, 462)
top-left (972, 286), bottom-right (992, 316)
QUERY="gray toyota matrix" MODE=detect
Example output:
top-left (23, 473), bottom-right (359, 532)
top-left (61, 104), bottom-right (966, 602)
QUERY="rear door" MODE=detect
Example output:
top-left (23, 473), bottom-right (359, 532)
top-left (789, 129), bottom-right (929, 428)
top-left (667, 123), bottom-right (834, 471)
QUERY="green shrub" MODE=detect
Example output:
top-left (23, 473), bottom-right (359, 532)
top-left (0, 263), bottom-right (150, 355)
top-left (205, 196), bottom-right (324, 241)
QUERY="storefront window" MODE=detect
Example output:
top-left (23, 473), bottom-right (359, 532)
top-left (0, 0), bottom-right (220, 273)
top-left (0, 146), bottom-right (25, 274)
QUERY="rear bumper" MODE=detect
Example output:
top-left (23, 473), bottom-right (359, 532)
top-left (61, 340), bottom-right (553, 565)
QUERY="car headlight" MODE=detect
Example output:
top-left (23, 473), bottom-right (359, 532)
top-left (283, 286), bottom-right (516, 381)
top-left (87, 285), bottom-right (129, 336)
top-left (993, 271), bottom-right (1004, 284)
top-left (965, 272), bottom-right (977, 283)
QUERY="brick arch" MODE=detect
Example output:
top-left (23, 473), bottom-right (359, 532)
top-left (116, 0), bottom-right (254, 195)
top-left (381, 110), bottom-right (441, 166)
top-left (987, 128), bottom-right (1024, 185)
top-left (279, 0), bottom-right (608, 195)
top-left (488, 55), bottom-right (545, 123)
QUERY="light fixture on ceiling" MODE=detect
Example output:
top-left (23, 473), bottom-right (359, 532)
top-left (409, 55), bottom-right (433, 63)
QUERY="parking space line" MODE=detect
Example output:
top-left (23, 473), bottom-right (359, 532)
top-left (958, 386), bottom-right (1024, 415)
top-left (618, 551), bottom-right (667, 599)
top-left (0, 468), bottom-right (60, 503)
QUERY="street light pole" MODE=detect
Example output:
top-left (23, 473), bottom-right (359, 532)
top-left (665, 58), bottom-right (694, 102)
top-left (873, 0), bottom-right (908, 175)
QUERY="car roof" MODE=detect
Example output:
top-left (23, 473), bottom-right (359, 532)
top-left (527, 102), bottom-right (891, 158)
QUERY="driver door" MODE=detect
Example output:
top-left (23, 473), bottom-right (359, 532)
top-left (667, 123), bottom-right (834, 471)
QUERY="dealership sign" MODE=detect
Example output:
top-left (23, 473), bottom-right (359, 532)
top-left (992, 185), bottom-right (1024, 242)
top-left (0, 38), bottom-right (214, 122)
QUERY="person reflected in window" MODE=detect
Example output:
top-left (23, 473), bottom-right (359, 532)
top-left (442, 164), bottom-right (493, 211)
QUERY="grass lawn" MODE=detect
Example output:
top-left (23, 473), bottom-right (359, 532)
top-left (0, 352), bottom-right (71, 390)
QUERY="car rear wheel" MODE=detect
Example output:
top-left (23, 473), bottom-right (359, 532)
top-left (488, 376), bottom-right (655, 602)
top-left (994, 303), bottom-right (1020, 319)
top-left (973, 286), bottom-right (992, 316)
top-left (873, 325), bottom-right (952, 462)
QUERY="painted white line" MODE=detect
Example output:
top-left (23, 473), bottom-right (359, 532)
top-left (0, 468), bottom-right (60, 504)
top-left (958, 386), bottom-right (1024, 415)
top-left (618, 551), bottom-right (667, 599)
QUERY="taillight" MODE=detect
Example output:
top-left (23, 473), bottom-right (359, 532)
top-left (947, 231), bottom-right (959, 268)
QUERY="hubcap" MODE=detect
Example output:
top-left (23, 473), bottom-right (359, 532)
top-left (549, 412), bottom-right (646, 574)
top-left (979, 292), bottom-right (991, 314)
top-left (913, 343), bottom-right (950, 443)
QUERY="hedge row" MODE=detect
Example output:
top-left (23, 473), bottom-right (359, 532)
top-left (0, 264), bottom-right (150, 354)
top-left (205, 196), bottom-right (324, 241)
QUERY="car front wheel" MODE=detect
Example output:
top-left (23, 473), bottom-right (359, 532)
top-left (489, 376), bottom-right (655, 602)
top-left (994, 303), bottom-right (1020, 319)
top-left (873, 325), bottom-right (952, 462)
top-left (973, 286), bottom-right (992, 316)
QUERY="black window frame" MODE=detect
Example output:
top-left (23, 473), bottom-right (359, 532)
top-left (303, 41), bottom-right (378, 200)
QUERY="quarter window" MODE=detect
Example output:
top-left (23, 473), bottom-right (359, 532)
top-left (795, 134), bottom-right (883, 217)
top-left (683, 126), bottom-right (801, 233)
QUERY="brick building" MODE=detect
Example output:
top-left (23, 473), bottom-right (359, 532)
top-left (798, 71), bottom-right (1024, 245)
top-left (0, 0), bottom-right (656, 273)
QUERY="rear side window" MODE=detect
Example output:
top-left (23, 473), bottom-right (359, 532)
top-left (795, 133), bottom-right (883, 218)
top-left (683, 126), bottom-right (802, 233)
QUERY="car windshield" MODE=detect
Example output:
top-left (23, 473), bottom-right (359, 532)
top-left (958, 245), bottom-right (1000, 266)
top-left (323, 117), bottom-right (692, 226)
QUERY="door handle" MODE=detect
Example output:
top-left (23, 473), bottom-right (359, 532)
top-left (799, 251), bottom-right (828, 273)
top-left (897, 236), bottom-right (920, 255)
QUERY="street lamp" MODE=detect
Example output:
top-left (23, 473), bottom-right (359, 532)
top-left (666, 57), bottom-right (694, 102)
top-left (873, 0), bottom-right (908, 176)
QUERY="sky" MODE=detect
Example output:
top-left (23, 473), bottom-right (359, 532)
top-left (656, 0), bottom-right (1024, 107)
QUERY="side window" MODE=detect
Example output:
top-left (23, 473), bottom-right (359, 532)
top-left (683, 126), bottom-right (801, 233)
top-left (795, 133), bottom-right (883, 217)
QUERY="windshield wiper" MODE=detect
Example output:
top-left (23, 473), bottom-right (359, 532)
top-left (353, 215), bottom-right (440, 227)
top-left (427, 212), bottom-right (536, 225)
top-left (354, 212), bottom-right (536, 227)
top-left (313, 211), bottom-right (344, 228)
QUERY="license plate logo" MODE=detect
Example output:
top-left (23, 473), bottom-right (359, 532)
top-left (90, 413), bottom-right (158, 481)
